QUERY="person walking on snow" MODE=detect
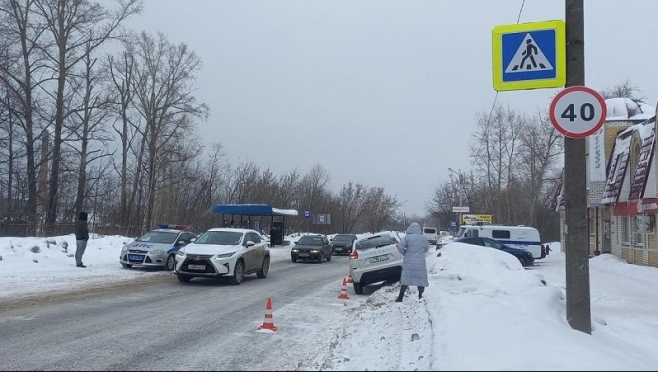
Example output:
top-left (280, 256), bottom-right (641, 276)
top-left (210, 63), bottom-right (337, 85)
top-left (74, 211), bottom-right (89, 268)
top-left (395, 222), bottom-right (430, 302)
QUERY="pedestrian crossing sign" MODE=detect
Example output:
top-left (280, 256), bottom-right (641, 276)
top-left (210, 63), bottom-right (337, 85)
top-left (492, 20), bottom-right (565, 92)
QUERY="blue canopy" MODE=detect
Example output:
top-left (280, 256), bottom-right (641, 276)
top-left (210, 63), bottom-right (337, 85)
top-left (211, 204), bottom-right (298, 217)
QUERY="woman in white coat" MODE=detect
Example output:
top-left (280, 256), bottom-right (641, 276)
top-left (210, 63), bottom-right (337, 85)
top-left (395, 222), bottom-right (430, 302)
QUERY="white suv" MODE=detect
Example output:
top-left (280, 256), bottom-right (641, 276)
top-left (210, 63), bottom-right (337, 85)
top-left (348, 231), bottom-right (403, 294)
top-left (174, 228), bottom-right (270, 285)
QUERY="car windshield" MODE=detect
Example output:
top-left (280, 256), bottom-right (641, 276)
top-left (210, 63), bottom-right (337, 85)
top-left (355, 235), bottom-right (394, 250)
top-left (136, 231), bottom-right (178, 244)
top-left (332, 235), bottom-right (354, 242)
top-left (297, 236), bottom-right (324, 245)
top-left (195, 231), bottom-right (243, 245)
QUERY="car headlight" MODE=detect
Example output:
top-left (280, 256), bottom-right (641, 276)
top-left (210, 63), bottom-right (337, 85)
top-left (150, 249), bottom-right (165, 255)
top-left (121, 246), bottom-right (128, 254)
top-left (292, 249), bottom-right (299, 253)
top-left (176, 250), bottom-right (186, 257)
top-left (311, 249), bottom-right (319, 253)
top-left (215, 252), bottom-right (235, 259)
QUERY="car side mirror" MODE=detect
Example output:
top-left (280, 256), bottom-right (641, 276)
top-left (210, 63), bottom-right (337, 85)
top-left (177, 240), bottom-right (185, 246)
top-left (246, 241), bottom-right (255, 248)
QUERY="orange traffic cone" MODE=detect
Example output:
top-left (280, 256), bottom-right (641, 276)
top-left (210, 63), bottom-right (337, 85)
top-left (258, 297), bottom-right (278, 331)
top-left (338, 277), bottom-right (350, 300)
top-left (346, 272), bottom-right (353, 284)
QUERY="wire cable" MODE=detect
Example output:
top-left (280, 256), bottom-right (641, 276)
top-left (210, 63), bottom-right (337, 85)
top-left (483, 0), bottom-right (526, 134)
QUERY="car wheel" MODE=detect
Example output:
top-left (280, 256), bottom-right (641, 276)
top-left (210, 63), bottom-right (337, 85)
top-left (230, 259), bottom-right (245, 285)
top-left (165, 255), bottom-right (176, 271)
top-left (177, 274), bottom-right (191, 283)
top-left (353, 282), bottom-right (364, 294)
top-left (121, 263), bottom-right (132, 269)
top-left (518, 257), bottom-right (527, 267)
top-left (257, 256), bottom-right (270, 279)
top-left (292, 257), bottom-right (297, 263)
top-left (327, 251), bottom-right (332, 262)
top-left (317, 253), bottom-right (324, 264)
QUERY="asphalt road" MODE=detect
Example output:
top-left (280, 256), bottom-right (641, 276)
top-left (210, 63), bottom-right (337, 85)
top-left (0, 254), bottom-right (357, 371)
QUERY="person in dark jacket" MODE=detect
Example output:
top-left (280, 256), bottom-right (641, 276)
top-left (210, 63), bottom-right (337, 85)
top-left (545, 244), bottom-right (552, 256)
top-left (395, 222), bottom-right (430, 302)
top-left (74, 212), bottom-right (89, 268)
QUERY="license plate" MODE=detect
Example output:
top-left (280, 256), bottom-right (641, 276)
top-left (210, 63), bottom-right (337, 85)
top-left (369, 255), bottom-right (389, 264)
top-left (187, 264), bottom-right (205, 271)
top-left (335, 248), bottom-right (343, 251)
top-left (128, 254), bottom-right (144, 261)
top-left (298, 253), bottom-right (310, 257)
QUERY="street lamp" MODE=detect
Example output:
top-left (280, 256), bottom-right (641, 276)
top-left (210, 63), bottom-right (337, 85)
top-left (448, 168), bottom-right (466, 228)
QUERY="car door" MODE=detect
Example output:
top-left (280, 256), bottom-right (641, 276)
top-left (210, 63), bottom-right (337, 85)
top-left (251, 232), bottom-right (266, 267)
top-left (323, 236), bottom-right (331, 256)
top-left (242, 232), bottom-right (259, 272)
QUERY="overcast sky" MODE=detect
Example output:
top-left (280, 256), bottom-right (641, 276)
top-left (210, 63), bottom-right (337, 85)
top-left (124, 1), bottom-right (658, 217)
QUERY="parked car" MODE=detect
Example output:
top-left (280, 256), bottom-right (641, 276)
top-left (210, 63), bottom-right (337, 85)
top-left (348, 231), bottom-right (403, 294)
top-left (422, 227), bottom-right (439, 245)
top-left (119, 224), bottom-right (197, 271)
top-left (455, 224), bottom-right (542, 259)
top-left (329, 234), bottom-right (358, 255)
top-left (436, 234), bottom-right (455, 249)
top-left (173, 228), bottom-right (270, 284)
top-left (291, 234), bottom-right (333, 263)
top-left (453, 236), bottom-right (535, 267)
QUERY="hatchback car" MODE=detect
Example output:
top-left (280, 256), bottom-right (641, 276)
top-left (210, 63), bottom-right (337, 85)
top-left (329, 234), bottom-right (358, 255)
top-left (291, 234), bottom-right (332, 263)
top-left (173, 228), bottom-right (270, 285)
top-left (348, 231), bottom-right (403, 294)
top-left (119, 224), bottom-right (197, 271)
top-left (454, 236), bottom-right (535, 267)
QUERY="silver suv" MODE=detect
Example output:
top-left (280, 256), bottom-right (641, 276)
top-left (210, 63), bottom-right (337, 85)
top-left (348, 231), bottom-right (403, 294)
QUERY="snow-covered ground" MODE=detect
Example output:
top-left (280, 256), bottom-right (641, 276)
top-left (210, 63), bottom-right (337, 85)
top-left (2, 233), bottom-right (658, 370)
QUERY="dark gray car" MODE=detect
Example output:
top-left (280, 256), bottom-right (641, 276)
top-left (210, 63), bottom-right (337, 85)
top-left (329, 234), bottom-right (358, 255)
top-left (291, 234), bottom-right (332, 263)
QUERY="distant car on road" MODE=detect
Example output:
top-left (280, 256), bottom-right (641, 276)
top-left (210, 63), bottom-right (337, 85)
top-left (174, 228), bottom-right (270, 285)
top-left (329, 234), bottom-right (358, 255)
top-left (120, 224), bottom-right (197, 271)
top-left (453, 236), bottom-right (535, 267)
top-left (291, 234), bottom-right (333, 263)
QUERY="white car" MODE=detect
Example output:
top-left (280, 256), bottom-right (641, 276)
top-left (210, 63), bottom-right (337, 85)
top-left (173, 228), bottom-right (270, 285)
top-left (348, 231), bottom-right (403, 294)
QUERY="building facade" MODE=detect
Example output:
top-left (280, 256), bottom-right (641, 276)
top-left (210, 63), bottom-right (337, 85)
top-left (554, 98), bottom-right (657, 266)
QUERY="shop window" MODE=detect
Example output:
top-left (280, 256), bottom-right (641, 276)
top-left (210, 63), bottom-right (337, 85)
top-left (621, 216), bottom-right (629, 244)
top-left (634, 216), bottom-right (644, 246)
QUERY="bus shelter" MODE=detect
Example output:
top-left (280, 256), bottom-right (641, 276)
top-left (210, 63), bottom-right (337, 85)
top-left (211, 204), bottom-right (298, 246)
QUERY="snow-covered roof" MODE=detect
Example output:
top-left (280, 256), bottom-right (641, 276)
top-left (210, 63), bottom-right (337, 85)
top-left (601, 117), bottom-right (656, 204)
top-left (605, 97), bottom-right (655, 122)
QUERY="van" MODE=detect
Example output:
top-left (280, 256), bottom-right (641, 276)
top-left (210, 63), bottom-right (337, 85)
top-left (455, 224), bottom-right (542, 259)
top-left (422, 227), bottom-right (439, 245)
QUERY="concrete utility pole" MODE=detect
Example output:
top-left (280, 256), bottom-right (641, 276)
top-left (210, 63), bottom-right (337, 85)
top-left (564, 0), bottom-right (592, 334)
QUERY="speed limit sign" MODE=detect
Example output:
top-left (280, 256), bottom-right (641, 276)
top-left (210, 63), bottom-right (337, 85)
top-left (549, 86), bottom-right (607, 139)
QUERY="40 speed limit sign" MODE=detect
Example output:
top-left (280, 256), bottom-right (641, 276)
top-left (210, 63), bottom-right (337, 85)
top-left (549, 86), bottom-right (607, 139)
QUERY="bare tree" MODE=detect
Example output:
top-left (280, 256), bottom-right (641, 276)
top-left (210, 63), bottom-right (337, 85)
top-left (599, 79), bottom-right (646, 101)
top-left (129, 31), bottom-right (209, 230)
top-left (361, 187), bottom-right (400, 233)
top-left (470, 104), bottom-right (524, 223)
top-left (516, 110), bottom-right (563, 225)
top-left (0, 0), bottom-right (51, 233)
top-left (337, 181), bottom-right (366, 233)
top-left (35, 0), bottom-right (142, 230)
top-left (106, 43), bottom-right (137, 225)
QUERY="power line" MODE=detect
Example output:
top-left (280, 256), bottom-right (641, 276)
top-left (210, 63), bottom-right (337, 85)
top-left (483, 0), bottom-right (527, 138)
